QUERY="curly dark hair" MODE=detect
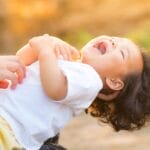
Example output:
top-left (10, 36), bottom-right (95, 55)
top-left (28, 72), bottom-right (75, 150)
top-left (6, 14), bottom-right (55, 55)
top-left (86, 50), bottom-right (150, 131)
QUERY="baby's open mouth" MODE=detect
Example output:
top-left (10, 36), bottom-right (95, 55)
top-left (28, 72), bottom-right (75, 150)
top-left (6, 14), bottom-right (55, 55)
top-left (93, 42), bottom-right (107, 54)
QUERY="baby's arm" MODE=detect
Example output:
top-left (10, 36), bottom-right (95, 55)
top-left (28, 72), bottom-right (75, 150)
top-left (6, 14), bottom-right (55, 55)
top-left (17, 35), bottom-right (80, 100)
top-left (16, 44), bottom-right (38, 66)
top-left (17, 36), bottom-right (80, 66)
top-left (29, 35), bottom-right (79, 100)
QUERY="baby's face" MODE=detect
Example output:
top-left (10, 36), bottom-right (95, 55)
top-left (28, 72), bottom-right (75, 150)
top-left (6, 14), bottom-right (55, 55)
top-left (81, 35), bottom-right (143, 80)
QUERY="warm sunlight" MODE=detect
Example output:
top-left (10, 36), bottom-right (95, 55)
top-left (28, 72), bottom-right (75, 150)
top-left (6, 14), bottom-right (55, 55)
top-left (0, 1), bottom-right (150, 150)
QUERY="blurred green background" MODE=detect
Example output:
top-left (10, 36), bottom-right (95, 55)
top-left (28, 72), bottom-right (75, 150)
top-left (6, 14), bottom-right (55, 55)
top-left (0, 0), bottom-right (150, 150)
top-left (0, 0), bottom-right (150, 54)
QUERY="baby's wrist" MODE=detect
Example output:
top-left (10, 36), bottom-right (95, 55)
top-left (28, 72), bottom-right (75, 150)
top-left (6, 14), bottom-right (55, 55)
top-left (38, 49), bottom-right (55, 60)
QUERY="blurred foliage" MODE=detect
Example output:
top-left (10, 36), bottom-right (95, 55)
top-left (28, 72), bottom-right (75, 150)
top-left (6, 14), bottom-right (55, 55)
top-left (127, 27), bottom-right (150, 50)
top-left (0, 0), bottom-right (150, 54)
top-left (61, 30), bottom-right (94, 49)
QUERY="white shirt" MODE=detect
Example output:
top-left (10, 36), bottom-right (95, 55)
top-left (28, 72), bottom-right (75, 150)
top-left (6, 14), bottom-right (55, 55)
top-left (0, 60), bottom-right (103, 150)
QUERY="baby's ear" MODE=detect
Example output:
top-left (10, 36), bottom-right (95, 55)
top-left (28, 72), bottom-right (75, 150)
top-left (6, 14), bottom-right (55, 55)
top-left (106, 77), bottom-right (124, 91)
top-left (97, 91), bottom-right (120, 101)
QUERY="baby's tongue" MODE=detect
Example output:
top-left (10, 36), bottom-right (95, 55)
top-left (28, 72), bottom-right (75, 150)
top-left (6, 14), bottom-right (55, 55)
top-left (94, 42), bottom-right (106, 54)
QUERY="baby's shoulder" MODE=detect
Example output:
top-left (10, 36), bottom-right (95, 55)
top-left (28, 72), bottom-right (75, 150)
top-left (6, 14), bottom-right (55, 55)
top-left (58, 60), bottom-right (103, 89)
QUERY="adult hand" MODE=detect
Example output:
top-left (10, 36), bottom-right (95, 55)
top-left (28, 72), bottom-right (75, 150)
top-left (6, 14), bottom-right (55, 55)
top-left (0, 55), bottom-right (26, 89)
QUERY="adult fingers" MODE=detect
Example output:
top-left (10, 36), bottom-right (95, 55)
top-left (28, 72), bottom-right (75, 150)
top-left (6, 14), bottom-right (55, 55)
top-left (7, 56), bottom-right (26, 79)
top-left (7, 61), bottom-right (26, 83)
top-left (2, 70), bottom-right (18, 89)
top-left (0, 80), bottom-right (9, 89)
top-left (15, 57), bottom-right (26, 81)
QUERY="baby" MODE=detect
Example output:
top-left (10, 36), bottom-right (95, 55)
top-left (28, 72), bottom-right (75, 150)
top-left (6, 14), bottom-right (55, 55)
top-left (0, 34), bottom-right (150, 150)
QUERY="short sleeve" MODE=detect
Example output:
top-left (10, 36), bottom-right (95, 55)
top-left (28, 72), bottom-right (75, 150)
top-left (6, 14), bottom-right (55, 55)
top-left (55, 60), bottom-right (103, 114)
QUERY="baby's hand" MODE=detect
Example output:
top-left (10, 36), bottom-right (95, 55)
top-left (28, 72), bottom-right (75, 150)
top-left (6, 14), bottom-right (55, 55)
top-left (29, 34), bottom-right (80, 61)
top-left (28, 35), bottom-right (50, 55)
top-left (48, 35), bottom-right (80, 61)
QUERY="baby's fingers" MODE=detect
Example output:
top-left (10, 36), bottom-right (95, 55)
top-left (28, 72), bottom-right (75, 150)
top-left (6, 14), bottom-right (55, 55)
top-left (70, 46), bottom-right (80, 60)
top-left (58, 46), bottom-right (71, 60)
